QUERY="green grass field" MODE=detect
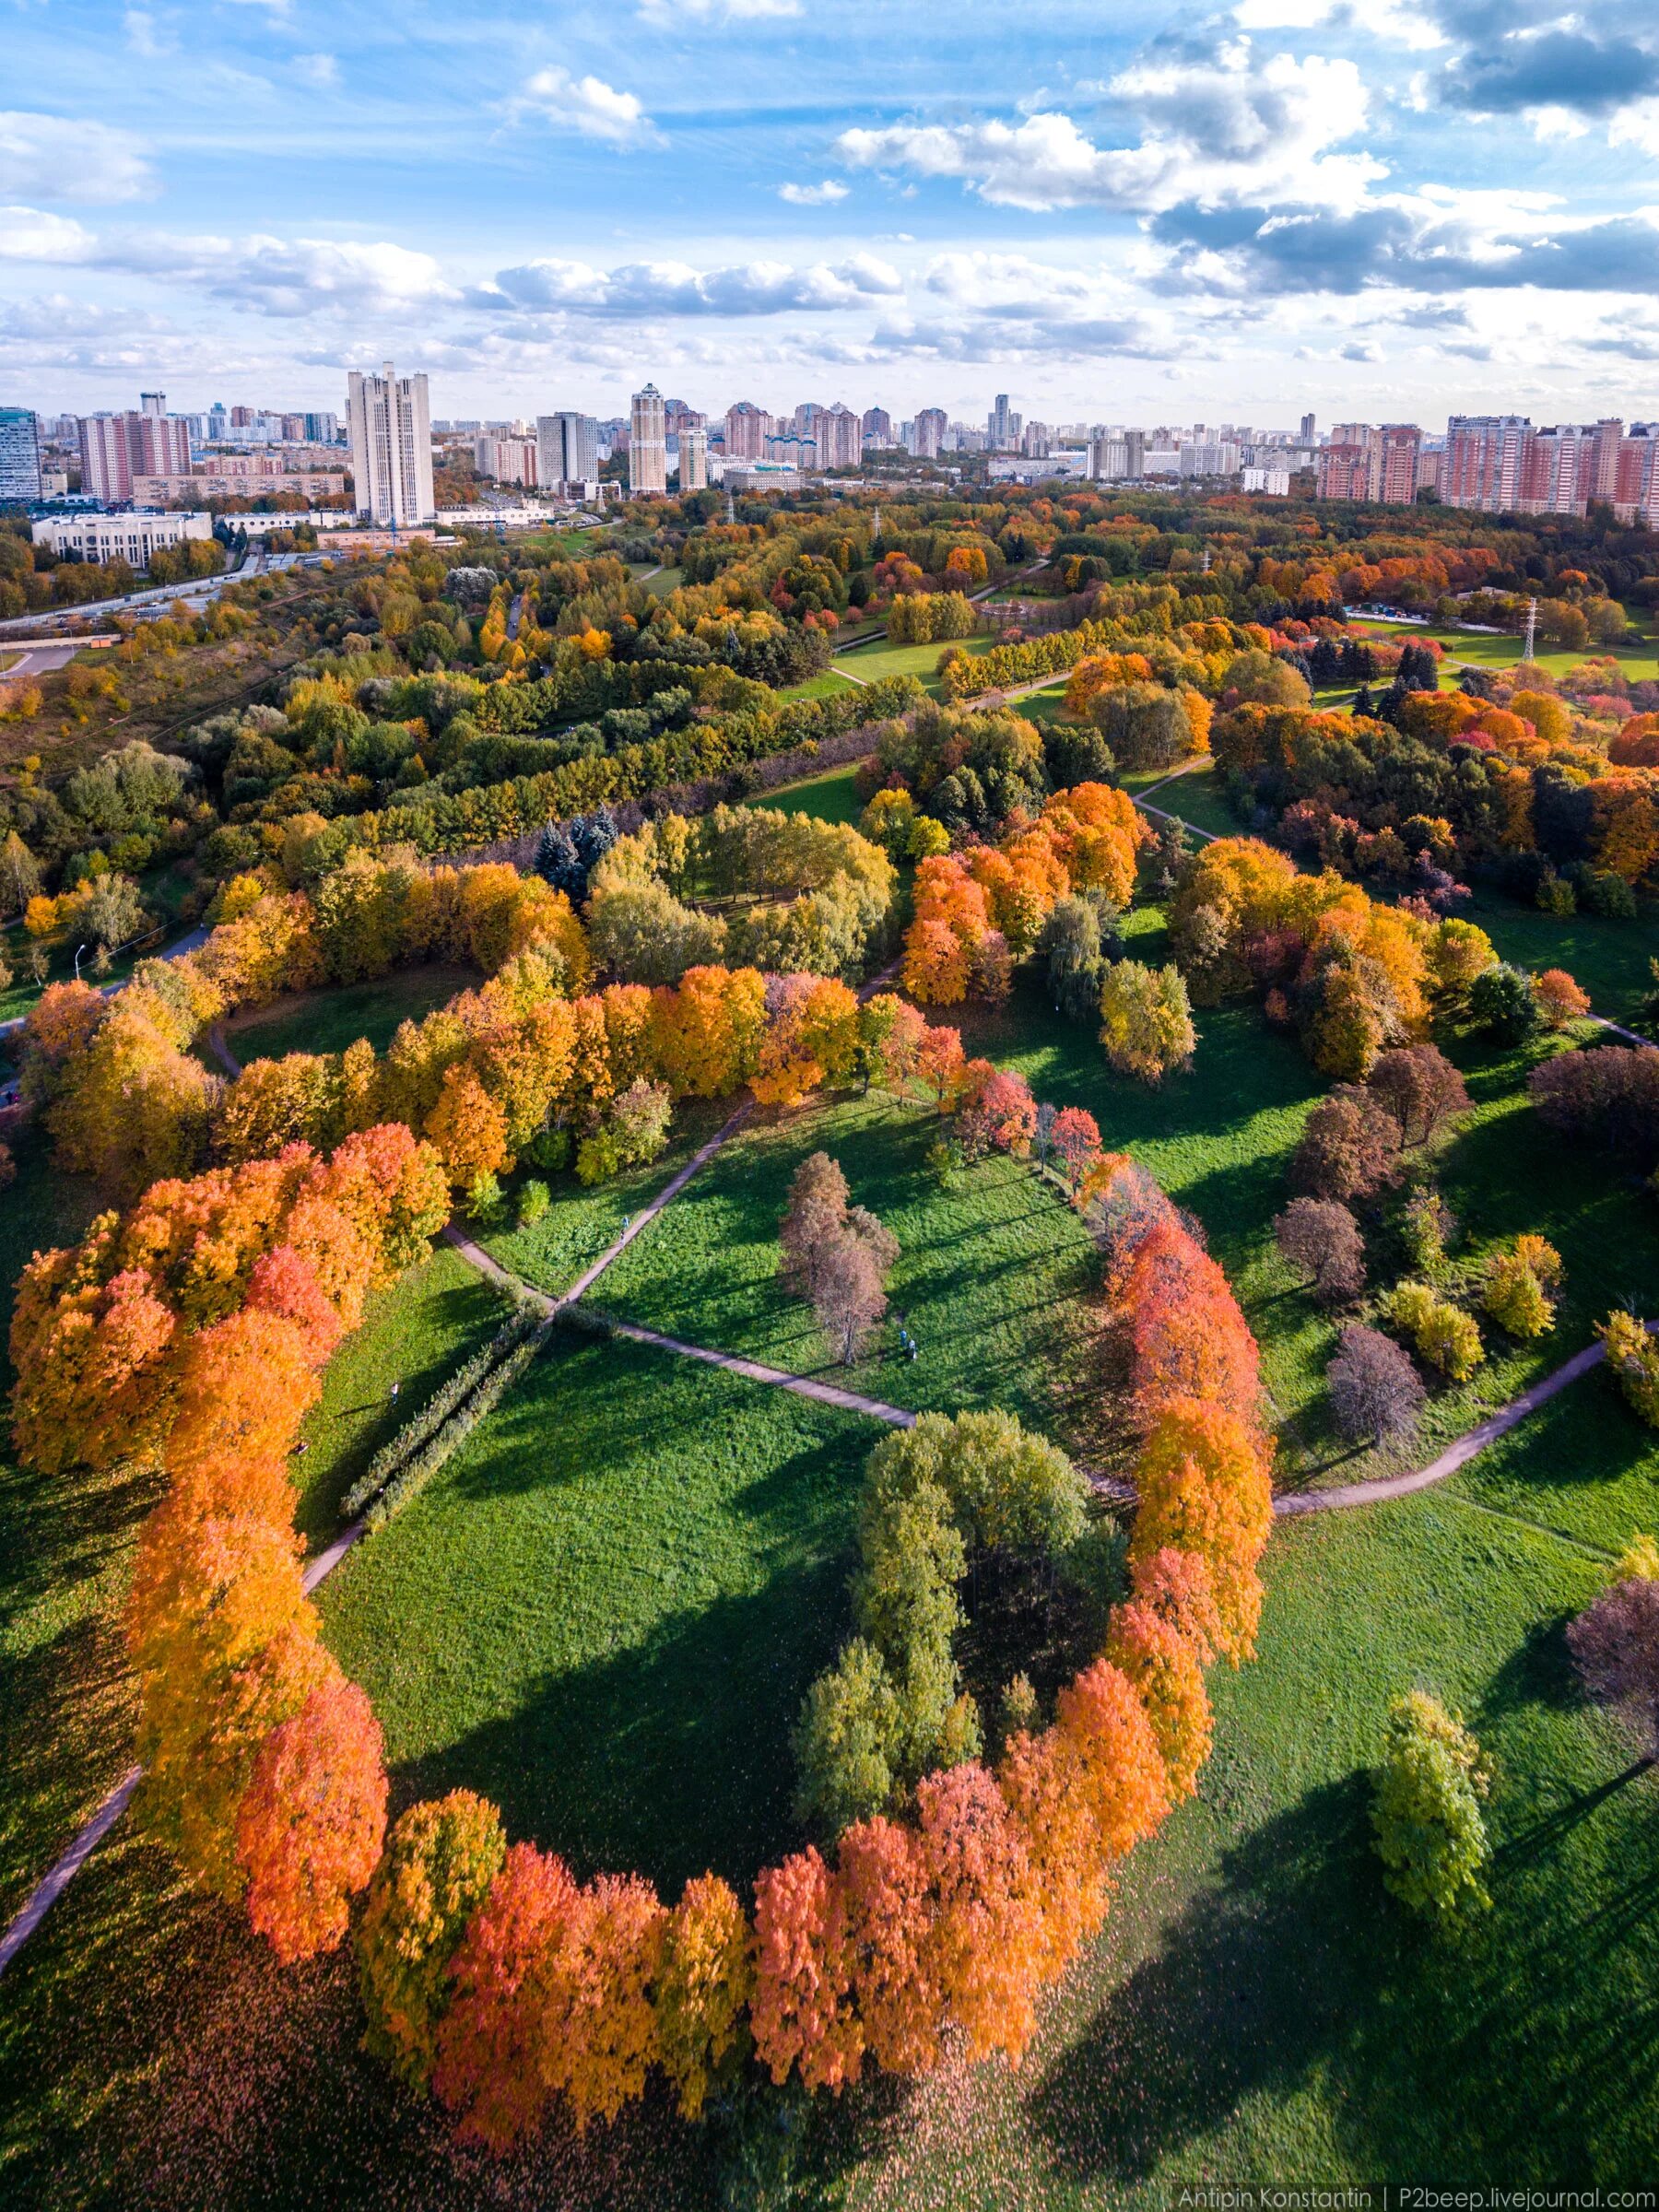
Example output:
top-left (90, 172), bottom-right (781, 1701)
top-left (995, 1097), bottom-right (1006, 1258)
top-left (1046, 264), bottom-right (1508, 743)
top-left (596, 1091), bottom-right (1099, 1442)
top-left (219, 962), bottom-right (478, 1065)
top-left (316, 1334), bottom-right (875, 1892)
top-left (1353, 623), bottom-right (1659, 685)
top-left (775, 669), bottom-right (862, 703)
top-left (765, 760), bottom-right (866, 826)
top-left (832, 631), bottom-right (996, 697)
top-left (1136, 760), bottom-right (1241, 839)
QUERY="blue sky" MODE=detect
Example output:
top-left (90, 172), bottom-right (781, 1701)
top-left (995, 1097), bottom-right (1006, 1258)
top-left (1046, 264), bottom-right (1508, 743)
top-left (3, 0), bottom-right (1658, 427)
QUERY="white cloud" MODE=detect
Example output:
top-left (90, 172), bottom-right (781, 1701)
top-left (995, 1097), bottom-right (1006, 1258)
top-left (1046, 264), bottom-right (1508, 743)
top-left (509, 65), bottom-right (657, 146)
top-left (485, 252), bottom-right (901, 317)
top-left (124, 10), bottom-right (171, 59)
top-left (1609, 98), bottom-right (1659, 157)
top-left (836, 44), bottom-right (1384, 215)
top-left (779, 180), bottom-right (849, 205)
top-left (1232, 0), bottom-right (1442, 47)
top-left (294, 53), bottom-right (340, 88)
top-left (0, 112), bottom-right (155, 204)
top-left (0, 206), bottom-right (94, 262)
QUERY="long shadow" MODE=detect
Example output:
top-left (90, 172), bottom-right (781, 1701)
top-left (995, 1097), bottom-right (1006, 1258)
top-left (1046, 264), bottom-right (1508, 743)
top-left (1029, 1776), bottom-right (1373, 2185)
top-left (394, 1566), bottom-right (852, 1897)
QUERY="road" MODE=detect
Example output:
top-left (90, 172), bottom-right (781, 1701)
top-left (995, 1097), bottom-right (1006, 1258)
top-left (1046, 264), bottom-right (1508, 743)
top-left (0, 921), bottom-right (210, 1040)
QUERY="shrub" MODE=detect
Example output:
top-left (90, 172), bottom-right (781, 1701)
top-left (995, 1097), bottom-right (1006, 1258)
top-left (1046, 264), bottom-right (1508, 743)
top-left (1273, 1197), bottom-right (1365, 1306)
top-left (1384, 1282), bottom-right (1484, 1382)
top-left (515, 1178), bottom-right (550, 1229)
top-left (1326, 1324), bottom-right (1426, 1444)
top-left (1289, 1085), bottom-right (1402, 1204)
top-left (1371, 1691), bottom-right (1492, 1927)
top-left (1598, 1311), bottom-right (1659, 1427)
top-left (1468, 962), bottom-right (1542, 1044)
top-left (1098, 960), bottom-right (1195, 1084)
top-left (1480, 1233), bottom-right (1562, 1338)
top-left (575, 1078), bottom-right (672, 1186)
top-left (1398, 1186), bottom-right (1456, 1277)
top-left (465, 1170), bottom-right (507, 1227)
top-left (1567, 1578), bottom-right (1659, 1757)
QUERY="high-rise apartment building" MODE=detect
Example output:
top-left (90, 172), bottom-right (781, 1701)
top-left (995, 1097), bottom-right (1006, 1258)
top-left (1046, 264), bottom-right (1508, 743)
top-left (0, 409), bottom-right (42, 505)
top-left (78, 415), bottom-right (131, 502)
top-left (629, 383), bottom-right (667, 493)
top-left (816, 403), bottom-right (861, 471)
top-left (1441, 416), bottom-right (1531, 514)
top-left (724, 401), bottom-right (772, 459)
top-left (474, 435), bottom-right (538, 488)
top-left (347, 360), bottom-right (435, 524)
top-left (678, 424), bottom-right (708, 490)
top-left (1378, 425), bottom-right (1422, 505)
top-left (913, 407), bottom-right (947, 459)
top-left (861, 407), bottom-right (892, 448)
top-left (536, 412), bottom-right (599, 490)
top-left (1300, 412), bottom-right (1317, 444)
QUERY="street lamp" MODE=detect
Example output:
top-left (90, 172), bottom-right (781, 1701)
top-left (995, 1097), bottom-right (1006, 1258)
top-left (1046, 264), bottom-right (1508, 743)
top-left (73, 941), bottom-right (88, 982)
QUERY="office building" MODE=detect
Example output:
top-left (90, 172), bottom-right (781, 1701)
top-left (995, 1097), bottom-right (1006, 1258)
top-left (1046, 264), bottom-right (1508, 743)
top-left (32, 508), bottom-right (211, 571)
top-left (677, 424), bottom-right (708, 490)
top-left (0, 408), bottom-right (42, 504)
top-left (347, 360), bottom-right (435, 524)
top-left (1300, 412), bottom-right (1317, 444)
top-left (629, 383), bottom-right (667, 494)
top-left (536, 412), bottom-right (600, 491)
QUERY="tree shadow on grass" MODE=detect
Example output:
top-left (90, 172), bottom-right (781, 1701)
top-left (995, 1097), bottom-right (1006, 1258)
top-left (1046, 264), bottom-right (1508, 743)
top-left (1028, 1775), bottom-right (1372, 2186)
top-left (397, 1564), bottom-right (851, 1897)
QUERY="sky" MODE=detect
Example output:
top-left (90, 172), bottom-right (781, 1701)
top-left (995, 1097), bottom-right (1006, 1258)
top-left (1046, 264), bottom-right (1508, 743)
top-left (3, 0), bottom-right (1659, 430)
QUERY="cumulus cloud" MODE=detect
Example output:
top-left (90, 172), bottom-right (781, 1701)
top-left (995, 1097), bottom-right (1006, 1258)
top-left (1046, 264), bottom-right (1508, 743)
top-left (779, 180), bottom-right (849, 205)
top-left (484, 252), bottom-right (901, 318)
top-left (507, 66), bottom-right (657, 147)
top-left (0, 112), bottom-right (155, 204)
top-left (0, 206), bottom-right (95, 262)
top-left (836, 43), bottom-right (1382, 214)
top-left (1234, 0), bottom-right (1441, 37)
top-left (1441, 29), bottom-right (1659, 117)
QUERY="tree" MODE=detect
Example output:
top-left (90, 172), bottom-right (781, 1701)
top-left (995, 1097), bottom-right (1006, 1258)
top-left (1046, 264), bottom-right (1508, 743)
top-left (1050, 1656), bottom-right (1171, 1859)
top-left (535, 1871), bottom-right (665, 2132)
top-left (835, 1814), bottom-right (939, 2076)
top-left (780, 1151), bottom-right (852, 1295)
top-left (1384, 1282), bottom-right (1484, 1382)
top-left (79, 871), bottom-right (148, 956)
top-left (1098, 960), bottom-right (1195, 1084)
top-left (424, 1063), bottom-right (511, 1186)
top-left (1326, 1324), bottom-right (1426, 1444)
top-left (357, 1791), bottom-right (508, 2088)
top-left (793, 1639), bottom-right (902, 1837)
top-left (236, 1675), bottom-right (387, 1965)
top-left (1289, 1085), bottom-right (1402, 1204)
top-left (432, 1842), bottom-right (577, 2149)
top-left (913, 1760), bottom-right (1042, 2065)
top-left (1220, 649), bottom-right (1312, 709)
top-left (1105, 1602), bottom-right (1213, 1801)
top-left (1468, 961), bottom-right (1541, 1044)
top-left (1090, 680), bottom-right (1194, 772)
top-left (654, 1875), bottom-right (754, 2119)
top-left (1127, 1399), bottom-right (1273, 1664)
top-left (1041, 894), bottom-right (1116, 1022)
top-left (1049, 1105), bottom-right (1102, 1192)
top-left (1531, 1047), bottom-right (1659, 1167)
top-left (1367, 1045), bottom-right (1470, 1148)
top-left (749, 1845), bottom-right (863, 2091)
top-left (1532, 967), bottom-right (1591, 1030)
top-left (1274, 1196), bottom-right (1366, 1306)
top-left (1567, 1577), bottom-right (1659, 1757)
top-left (815, 1230), bottom-right (892, 1366)
top-left (1371, 1691), bottom-right (1492, 1926)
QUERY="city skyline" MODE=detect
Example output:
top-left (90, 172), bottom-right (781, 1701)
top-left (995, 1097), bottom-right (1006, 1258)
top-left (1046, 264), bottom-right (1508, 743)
top-left (3, 2), bottom-right (1659, 420)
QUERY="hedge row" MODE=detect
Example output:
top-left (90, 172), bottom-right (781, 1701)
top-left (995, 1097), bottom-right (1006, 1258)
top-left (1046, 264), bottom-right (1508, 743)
top-left (364, 1313), bottom-right (550, 1532)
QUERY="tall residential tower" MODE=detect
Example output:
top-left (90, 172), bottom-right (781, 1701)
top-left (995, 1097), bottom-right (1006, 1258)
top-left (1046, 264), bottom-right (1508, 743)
top-left (347, 360), bottom-right (435, 525)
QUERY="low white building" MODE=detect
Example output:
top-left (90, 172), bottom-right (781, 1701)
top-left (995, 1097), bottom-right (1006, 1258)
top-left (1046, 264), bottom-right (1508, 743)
top-left (32, 509), bottom-right (213, 571)
top-left (1241, 467), bottom-right (1291, 497)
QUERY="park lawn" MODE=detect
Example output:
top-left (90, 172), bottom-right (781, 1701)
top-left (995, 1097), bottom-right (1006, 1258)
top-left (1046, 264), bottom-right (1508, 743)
top-left (218, 962), bottom-right (478, 1065)
top-left (315, 1334), bottom-right (875, 1894)
top-left (831, 632), bottom-right (996, 695)
top-left (291, 1244), bottom-right (508, 1548)
top-left (479, 1094), bottom-right (734, 1302)
top-left (6, 1380), bottom-right (1658, 2206)
top-left (1136, 760), bottom-right (1240, 839)
top-left (1354, 623), bottom-right (1659, 685)
top-left (766, 760), bottom-right (866, 826)
top-left (594, 1088), bottom-right (1100, 1443)
top-left (1458, 888), bottom-right (1655, 1026)
top-left (775, 670), bottom-right (861, 703)
top-left (642, 567), bottom-right (683, 597)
